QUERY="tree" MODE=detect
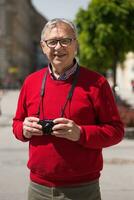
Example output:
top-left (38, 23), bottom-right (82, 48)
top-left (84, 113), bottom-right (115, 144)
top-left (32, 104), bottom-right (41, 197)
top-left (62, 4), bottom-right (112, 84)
top-left (75, 0), bottom-right (134, 91)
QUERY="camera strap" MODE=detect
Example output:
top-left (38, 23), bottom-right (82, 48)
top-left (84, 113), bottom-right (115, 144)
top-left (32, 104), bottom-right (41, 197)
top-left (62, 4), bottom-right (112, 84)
top-left (60, 66), bottom-right (79, 117)
top-left (36, 70), bottom-right (49, 116)
top-left (37, 65), bottom-right (79, 118)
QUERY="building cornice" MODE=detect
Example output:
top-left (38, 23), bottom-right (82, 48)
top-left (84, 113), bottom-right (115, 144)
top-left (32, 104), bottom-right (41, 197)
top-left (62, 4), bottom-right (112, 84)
top-left (28, 0), bottom-right (48, 22)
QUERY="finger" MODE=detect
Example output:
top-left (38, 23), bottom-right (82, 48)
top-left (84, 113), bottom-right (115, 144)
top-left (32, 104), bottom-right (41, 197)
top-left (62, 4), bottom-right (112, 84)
top-left (23, 119), bottom-right (42, 130)
top-left (52, 129), bottom-right (72, 136)
top-left (31, 122), bottom-right (42, 130)
top-left (30, 126), bottom-right (43, 134)
top-left (23, 130), bottom-right (32, 139)
top-left (52, 131), bottom-right (72, 140)
top-left (52, 123), bottom-right (68, 131)
top-left (25, 126), bottom-right (43, 136)
top-left (23, 117), bottom-right (39, 126)
top-left (52, 131), bottom-right (67, 138)
top-left (23, 123), bottom-right (40, 133)
top-left (32, 131), bottom-right (43, 136)
top-left (28, 117), bottom-right (39, 122)
top-left (53, 118), bottom-right (69, 124)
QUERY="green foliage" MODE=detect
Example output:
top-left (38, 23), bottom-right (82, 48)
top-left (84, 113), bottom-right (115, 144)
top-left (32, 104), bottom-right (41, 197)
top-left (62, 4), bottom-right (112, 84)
top-left (75, 0), bottom-right (134, 76)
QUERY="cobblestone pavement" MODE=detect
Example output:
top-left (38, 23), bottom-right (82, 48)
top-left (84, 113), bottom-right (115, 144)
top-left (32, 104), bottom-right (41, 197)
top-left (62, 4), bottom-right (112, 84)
top-left (0, 90), bottom-right (134, 200)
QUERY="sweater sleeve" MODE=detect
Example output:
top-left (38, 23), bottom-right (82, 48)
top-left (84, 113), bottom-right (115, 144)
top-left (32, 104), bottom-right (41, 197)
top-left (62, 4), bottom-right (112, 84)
top-left (78, 79), bottom-right (124, 149)
top-left (12, 81), bottom-right (30, 142)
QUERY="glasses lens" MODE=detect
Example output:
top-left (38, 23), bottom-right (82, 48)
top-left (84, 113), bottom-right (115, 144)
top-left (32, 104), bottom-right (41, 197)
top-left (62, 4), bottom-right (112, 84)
top-left (60, 38), bottom-right (72, 46)
top-left (46, 40), bottom-right (57, 47)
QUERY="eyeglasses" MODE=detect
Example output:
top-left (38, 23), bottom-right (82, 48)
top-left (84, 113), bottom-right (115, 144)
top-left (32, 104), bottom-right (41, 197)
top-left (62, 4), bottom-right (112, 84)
top-left (43, 38), bottom-right (76, 48)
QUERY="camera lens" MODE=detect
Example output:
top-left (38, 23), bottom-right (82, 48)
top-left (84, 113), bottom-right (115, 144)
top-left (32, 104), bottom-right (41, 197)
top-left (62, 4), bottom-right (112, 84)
top-left (38, 120), bottom-right (54, 135)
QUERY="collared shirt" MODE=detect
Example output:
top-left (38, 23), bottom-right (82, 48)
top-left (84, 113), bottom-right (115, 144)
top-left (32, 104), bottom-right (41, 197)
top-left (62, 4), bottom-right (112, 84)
top-left (48, 60), bottom-right (78, 80)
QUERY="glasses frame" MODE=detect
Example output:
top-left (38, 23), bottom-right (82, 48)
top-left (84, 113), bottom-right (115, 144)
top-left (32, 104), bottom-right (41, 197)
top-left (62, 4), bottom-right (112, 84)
top-left (43, 38), bottom-right (76, 48)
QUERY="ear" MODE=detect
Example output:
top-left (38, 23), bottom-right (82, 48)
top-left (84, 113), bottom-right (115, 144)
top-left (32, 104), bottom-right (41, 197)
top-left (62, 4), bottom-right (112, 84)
top-left (75, 40), bottom-right (79, 55)
top-left (40, 41), bottom-right (46, 55)
top-left (40, 41), bottom-right (45, 49)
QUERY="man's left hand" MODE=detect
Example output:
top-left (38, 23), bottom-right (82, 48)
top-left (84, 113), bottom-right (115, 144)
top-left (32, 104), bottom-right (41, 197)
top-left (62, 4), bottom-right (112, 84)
top-left (52, 118), bottom-right (81, 141)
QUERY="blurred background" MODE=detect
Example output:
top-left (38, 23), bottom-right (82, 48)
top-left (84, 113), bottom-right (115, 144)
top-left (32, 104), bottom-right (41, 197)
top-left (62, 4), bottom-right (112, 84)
top-left (0, 0), bottom-right (134, 199)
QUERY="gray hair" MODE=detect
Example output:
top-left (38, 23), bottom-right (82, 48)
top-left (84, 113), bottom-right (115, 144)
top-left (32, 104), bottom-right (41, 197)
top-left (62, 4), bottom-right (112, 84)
top-left (41, 18), bottom-right (77, 41)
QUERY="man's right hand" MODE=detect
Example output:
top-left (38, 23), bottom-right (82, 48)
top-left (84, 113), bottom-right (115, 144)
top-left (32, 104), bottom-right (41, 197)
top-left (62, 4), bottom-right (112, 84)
top-left (23, 117), bottom-right (43, 139)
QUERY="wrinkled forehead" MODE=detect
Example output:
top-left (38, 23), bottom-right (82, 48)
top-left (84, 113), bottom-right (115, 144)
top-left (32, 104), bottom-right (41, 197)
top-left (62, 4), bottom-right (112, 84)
top-left (43, 22), bottom-right (76, 39)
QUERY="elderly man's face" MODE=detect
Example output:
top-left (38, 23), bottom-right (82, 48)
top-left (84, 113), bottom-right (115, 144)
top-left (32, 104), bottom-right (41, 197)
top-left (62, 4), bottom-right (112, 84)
top-left (41, 22), bottom-right (78, 72)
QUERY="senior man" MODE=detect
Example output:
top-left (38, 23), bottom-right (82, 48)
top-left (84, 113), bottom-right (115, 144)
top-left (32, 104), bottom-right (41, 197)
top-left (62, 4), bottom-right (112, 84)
top-left (13, 18), bottom-right (124, 200)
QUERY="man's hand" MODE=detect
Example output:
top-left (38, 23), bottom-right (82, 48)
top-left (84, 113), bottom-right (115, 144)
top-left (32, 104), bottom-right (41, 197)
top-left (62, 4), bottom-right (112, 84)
top-left (23, 117), bottom-right (43, 139)
top-left (52, 118), bottom-right (81, 141)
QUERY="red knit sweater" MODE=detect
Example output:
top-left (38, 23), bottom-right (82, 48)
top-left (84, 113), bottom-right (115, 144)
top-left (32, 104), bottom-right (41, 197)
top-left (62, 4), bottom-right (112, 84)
top-left (12, 66), bottom-right (124, 186)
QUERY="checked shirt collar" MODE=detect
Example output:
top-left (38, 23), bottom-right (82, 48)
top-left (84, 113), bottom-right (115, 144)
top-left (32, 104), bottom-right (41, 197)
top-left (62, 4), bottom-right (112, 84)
top-left (48, 59), bottom-right (78, 80)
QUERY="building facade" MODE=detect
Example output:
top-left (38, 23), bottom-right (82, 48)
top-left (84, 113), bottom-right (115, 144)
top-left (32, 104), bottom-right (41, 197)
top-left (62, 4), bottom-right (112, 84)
top-left (0, 0), bottom-right (47, 88)
top-left (116, 52), bottom-right (134, 107)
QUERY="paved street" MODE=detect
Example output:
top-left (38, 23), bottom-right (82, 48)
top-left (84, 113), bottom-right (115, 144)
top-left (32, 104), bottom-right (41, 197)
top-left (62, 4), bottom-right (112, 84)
top-left (0, 90), bottom-right (29, 200)
top-left (0, 90), bottom-right (134, 200)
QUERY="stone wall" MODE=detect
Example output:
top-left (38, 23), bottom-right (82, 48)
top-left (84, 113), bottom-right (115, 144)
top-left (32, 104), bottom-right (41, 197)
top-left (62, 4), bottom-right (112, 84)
top-left (0, 0), bottom-right (47, 88)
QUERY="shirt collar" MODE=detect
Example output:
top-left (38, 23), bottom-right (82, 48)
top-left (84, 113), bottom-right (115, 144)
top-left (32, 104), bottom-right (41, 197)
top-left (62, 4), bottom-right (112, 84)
top-left (48, 59), bottom-right (78, 80)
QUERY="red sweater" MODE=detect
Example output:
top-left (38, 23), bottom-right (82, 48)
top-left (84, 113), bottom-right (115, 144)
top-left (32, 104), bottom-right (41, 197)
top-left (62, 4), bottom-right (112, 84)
top-left (12, 66), bottom-right (124, 186)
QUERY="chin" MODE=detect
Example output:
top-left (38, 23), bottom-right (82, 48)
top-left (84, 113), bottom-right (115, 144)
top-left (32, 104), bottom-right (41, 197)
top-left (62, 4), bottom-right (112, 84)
top-left (53, 59), bottom-right (65, 65)
top-left (53, 60), bottom-right (62, 65)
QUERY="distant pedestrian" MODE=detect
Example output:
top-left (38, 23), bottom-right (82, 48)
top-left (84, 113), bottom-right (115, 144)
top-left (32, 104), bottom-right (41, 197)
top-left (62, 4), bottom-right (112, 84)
top-left (131, 80), bottom-right (134, 92)
top-left (0, 89), bottom-right (3, 115)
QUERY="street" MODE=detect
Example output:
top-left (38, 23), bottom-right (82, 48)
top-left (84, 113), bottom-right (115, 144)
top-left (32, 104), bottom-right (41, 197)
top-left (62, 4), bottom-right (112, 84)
top-left (0, 90), bottom-right (134, 200)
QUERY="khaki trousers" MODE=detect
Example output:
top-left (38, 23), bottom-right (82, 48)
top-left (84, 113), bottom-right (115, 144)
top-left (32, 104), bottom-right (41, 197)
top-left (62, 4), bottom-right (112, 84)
top-left (28, 179), bottom-right (101, 200)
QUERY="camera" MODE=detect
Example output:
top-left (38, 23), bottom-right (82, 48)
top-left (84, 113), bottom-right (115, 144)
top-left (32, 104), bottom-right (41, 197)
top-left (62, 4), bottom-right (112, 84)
top-left (38, 120), bottom-right (54, 135)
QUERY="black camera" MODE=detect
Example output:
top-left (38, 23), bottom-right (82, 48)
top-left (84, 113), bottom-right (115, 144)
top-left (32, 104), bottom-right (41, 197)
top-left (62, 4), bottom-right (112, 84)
top-left (38, 120), bottom-right (54, 135)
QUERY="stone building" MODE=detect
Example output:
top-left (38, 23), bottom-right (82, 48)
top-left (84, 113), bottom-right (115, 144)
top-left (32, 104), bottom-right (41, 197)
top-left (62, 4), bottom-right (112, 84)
top-left (0, 0), bottom-right (47, 88)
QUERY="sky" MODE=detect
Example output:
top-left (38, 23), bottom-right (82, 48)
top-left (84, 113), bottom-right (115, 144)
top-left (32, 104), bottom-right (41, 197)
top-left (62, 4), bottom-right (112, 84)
top-left (32, 0), bottom-right (90, 21)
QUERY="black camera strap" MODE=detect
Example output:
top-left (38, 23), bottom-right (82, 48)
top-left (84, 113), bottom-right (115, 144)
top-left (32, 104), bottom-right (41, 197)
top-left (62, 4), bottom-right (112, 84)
top-left (37, 65), bottom-right (79, 118)
top-left (36, 70), bottom-right (48, 117)
top-left (60, 66), bottom-right (79, 117)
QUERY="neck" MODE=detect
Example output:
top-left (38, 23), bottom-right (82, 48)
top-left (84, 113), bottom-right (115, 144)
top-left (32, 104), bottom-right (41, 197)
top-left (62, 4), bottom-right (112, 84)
top-left (51, 61), bottom-right (75, 76)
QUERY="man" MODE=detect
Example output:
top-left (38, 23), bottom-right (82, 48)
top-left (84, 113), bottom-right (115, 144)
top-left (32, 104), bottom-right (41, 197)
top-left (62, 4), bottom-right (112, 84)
top-left (12, 18), bottom-right (124, 200)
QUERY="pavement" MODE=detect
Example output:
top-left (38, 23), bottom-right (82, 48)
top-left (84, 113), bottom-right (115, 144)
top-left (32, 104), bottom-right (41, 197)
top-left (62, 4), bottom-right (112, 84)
top-left (0, 90), bottom-right (134, 200)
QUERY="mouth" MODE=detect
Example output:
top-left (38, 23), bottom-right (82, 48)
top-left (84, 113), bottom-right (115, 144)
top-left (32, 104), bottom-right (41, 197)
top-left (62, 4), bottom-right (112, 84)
top-left (54, 53), bottom-right (66, 58)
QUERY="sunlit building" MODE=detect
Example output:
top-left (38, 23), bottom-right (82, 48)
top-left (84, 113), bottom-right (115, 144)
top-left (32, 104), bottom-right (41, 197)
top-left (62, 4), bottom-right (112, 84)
top-left (116, 52), bottom-right (134, 107)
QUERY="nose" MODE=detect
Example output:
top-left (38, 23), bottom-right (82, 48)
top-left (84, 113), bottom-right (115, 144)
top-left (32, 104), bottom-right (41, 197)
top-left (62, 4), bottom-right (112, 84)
top-left (54, 41), bottom-right (62, 49)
